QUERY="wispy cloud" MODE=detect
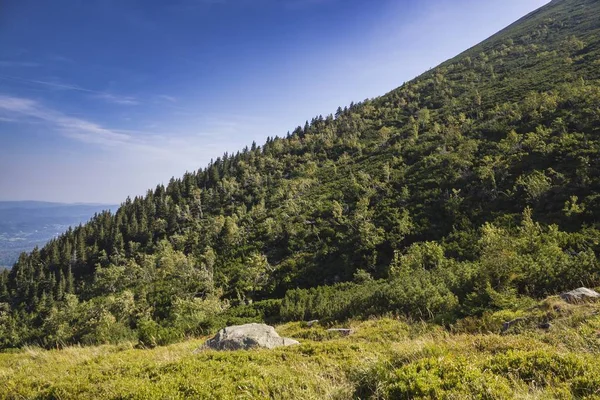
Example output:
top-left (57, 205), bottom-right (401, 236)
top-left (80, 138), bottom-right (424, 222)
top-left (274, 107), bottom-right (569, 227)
top-left (0, 74), bottom-right (138, 106)
top-left (0, 96), bottom-right (37, 112)
top-left (0, 75), bottom-right (92, 93)
top-left (156, 94), bottom-right (177, 103)
top-left (0, 94), bottom-right (226, 164)
top-left (93, 93), bottom-right (139, 105)
top-left (0, 93), bottom-right (271, 202)
top-left (0, 94), bottom-right (132, 146)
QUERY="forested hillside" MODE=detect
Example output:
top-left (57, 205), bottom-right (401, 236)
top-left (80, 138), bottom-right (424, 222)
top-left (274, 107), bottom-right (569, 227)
top-left (1, 0), bottom-right (600, 348)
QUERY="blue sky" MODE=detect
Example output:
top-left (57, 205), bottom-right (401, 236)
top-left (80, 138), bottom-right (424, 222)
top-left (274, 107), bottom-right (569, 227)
top-left (0, 0), bottom-right (550, 204)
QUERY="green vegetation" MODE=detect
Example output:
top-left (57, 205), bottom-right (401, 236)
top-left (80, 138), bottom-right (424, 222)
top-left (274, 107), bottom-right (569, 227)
top-left (2, 0), bottom-right (600, 349)
top-left (281, 209), bottom-right (600, 324)
top-left (2, 0), bottom-right (600, 394)
top-left (1, 0), bottom-right (600, 385)
top-left (2, 298), bottom-right (600, 399)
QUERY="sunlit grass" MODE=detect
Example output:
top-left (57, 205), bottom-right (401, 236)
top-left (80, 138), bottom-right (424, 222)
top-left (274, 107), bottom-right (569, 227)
top-left (2, 302), bottom-right (600, 399)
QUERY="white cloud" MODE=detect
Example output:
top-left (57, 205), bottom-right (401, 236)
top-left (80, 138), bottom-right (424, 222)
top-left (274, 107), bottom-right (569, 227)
top-left (0, 96), bottom-right (37, 112)
top-left (93, 92), bottom-right (139, 105)
top-left (0, 75), bottom-right (138, 106)
top-left (0, 75), bottom-right (94, 93)
top-left (156, 94), bottom-right (177, 103)
top-left (0, 94), bottom-right (229, 163)
top-left (0, 94), bottom-right (132, 146)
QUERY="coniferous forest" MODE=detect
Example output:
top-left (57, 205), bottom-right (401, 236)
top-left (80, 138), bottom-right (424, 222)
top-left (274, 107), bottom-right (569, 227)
top-left (1, 0), bottom-right (600, 358)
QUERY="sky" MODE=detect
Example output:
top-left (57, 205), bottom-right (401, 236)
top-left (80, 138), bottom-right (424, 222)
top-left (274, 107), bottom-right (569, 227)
top-left (0, 0), bottom-right (551, 204)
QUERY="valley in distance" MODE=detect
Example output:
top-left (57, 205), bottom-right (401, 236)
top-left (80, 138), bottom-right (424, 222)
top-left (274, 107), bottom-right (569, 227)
top-left (0, 201), bottom-right (117, 269)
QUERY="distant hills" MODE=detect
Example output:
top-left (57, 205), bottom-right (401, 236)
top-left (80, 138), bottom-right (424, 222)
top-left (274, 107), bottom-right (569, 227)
top-left (0, 201), bottom-right (117, 268)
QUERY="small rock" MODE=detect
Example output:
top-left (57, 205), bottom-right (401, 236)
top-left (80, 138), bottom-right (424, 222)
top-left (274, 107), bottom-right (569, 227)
top-left (560, 287), bottom-right (600, 304)
top-left (200, 323), bottom-right (300, 351)
top-left (501, 317), bottom-right (526, 333)
top-left (538, 322), bottom-right (552, 330)
top-left (326, 328), bottom-right (353, 336)
top-left (306, 320), bottom-right (319, 327)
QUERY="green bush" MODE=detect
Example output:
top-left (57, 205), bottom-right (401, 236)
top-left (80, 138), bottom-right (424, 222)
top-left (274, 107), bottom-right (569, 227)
top-left (136, 318), bottom-right (182, 348)
top-left (488, 350), bottom-right (600, 397)
top-left (354, 355), bottom-right (514, 399)
top-left (280, 274), bottom-right (458, 323)
top-left (353, 349), bottom-right (600, 399)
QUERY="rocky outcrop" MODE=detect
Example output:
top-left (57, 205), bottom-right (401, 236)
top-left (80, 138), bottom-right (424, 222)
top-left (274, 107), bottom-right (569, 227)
top-left (201, 323), bottom-right (300, 351)
top-left (560, 287), bottom-right (600, 304)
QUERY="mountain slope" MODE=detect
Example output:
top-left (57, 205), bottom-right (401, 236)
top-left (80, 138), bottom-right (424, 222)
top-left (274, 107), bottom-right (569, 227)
top-left (1, 0), bottom-right (600, 348)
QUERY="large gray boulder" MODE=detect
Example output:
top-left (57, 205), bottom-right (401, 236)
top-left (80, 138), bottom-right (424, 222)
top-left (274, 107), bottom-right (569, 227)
top-left (560, 287), bottom-right (600, 304)
top-left (202, 323), bottom-right (300, 351)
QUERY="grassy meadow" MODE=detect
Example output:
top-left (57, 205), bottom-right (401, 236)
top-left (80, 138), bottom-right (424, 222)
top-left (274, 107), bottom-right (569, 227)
top-left (2, 295), bottom-right (600, 399)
